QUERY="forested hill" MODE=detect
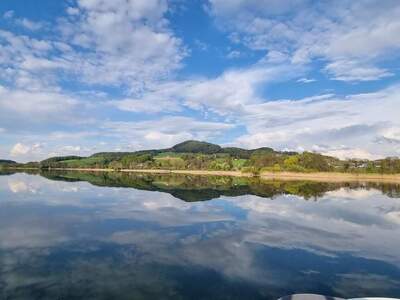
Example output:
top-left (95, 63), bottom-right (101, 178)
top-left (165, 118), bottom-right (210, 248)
top-left (4, 140), bottom-right (400, 174)
top-left (0, 159), bottom-right (17, 165)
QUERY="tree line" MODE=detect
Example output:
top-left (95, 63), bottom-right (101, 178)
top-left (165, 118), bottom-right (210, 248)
top-left (4, 140), bottom-right (400, 174)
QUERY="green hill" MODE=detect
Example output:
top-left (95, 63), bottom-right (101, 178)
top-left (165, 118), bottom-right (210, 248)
top-left (5, 140), bottom-right (400, 174)
top-left (0, 159), bottom-right (17, 165)
top-left (171, 140), bottom-right (221, 154)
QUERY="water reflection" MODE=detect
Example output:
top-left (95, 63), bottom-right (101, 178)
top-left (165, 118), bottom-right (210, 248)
top-left (0, 171), bottom-right (400, 299)
top-left (21, 169), bottom-right (400, 201)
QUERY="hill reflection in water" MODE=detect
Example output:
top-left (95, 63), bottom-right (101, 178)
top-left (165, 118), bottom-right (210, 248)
top-left (34, 170), bottom-right (400, 201)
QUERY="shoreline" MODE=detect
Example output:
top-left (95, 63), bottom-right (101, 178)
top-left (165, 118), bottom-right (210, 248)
top-left (8, 167), bottom-right (400, 183)
top-left (260, 171), bottom-right (400, 183)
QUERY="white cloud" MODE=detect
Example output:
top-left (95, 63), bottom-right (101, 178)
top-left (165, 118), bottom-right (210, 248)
top-left (3, 10), bottom-right (43, 31)
top-left (112, 63), bottom-right (302, 117)
top-left (0, 86), bottom-right (78, 116)
top-left (181, 67), bottom-right (268, 114)
top-left (381, 127), bottom-right (400, 144)
top-left (226, 50), bottom-right (241, 59)
top-left (103, 116), bottom-right (235, 149)
top-left (324, 60), bottom-right (393, 82)
top-left (232, 85), bottom-right (400, 158)
top-left (10, 142), bottom-right (44, 159)
top-left (264, 50), bottom-right (289, 63)
top-left (60, 145), bottom-right (82, 153)
top-left (0, 1), bottom-right (188, 161)
top-left (0, 30), bottom-right (67, 91)
top-left (3, 10), bottom-right (14, 19)
top-left (207, 0), bottom-right (400, 82)
top-left (110, 60), bottom-right (400, 158)
top-left (58, 0), bottom-right (185, 90)
top-left (16, 18), bottom-right (43, 31)
top-left (10, 143), bottom-right (31, 157)
top-left (111, 93), bottom-right (182, 114)
top-left (66, 7), bottom-right (79, 16)
top-left (321, 148), bottom-right (381, 161)
top-left (1, 0), bottom-right (400, 161)
top-left (297, 77), bottom-right (316, 83)
top-left (194, 39), bottom-right (208, 51)
top-left (0, 87), bottom-right (84, 135)
top-left (0, 0), bottom-right (185, 94)
top-left (208, 0), bottom-right (306, 17)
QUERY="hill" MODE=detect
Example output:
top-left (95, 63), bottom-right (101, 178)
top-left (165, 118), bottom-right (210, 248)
top-left (0, 159), bottom-right (17, 165)
top-left (171, 140), bottom-right (222, 154)
top-left (5, 140), bottom-right (400, 174)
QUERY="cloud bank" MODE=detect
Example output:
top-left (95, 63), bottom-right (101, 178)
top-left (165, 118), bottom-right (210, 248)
top-left (1, 0), bottom-right (400, 161)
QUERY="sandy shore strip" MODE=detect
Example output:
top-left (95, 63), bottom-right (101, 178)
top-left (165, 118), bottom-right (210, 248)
top-left (259, 171), bottom-right (400, 183)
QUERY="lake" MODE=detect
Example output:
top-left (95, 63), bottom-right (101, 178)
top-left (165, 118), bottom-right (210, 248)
top-left (1, 171), bottom-right (400, 300)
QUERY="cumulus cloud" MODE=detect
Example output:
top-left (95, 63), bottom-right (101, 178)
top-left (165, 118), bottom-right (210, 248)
top-left (58, 0), bottom-right (185, 90)
top-left (0, 86), bottom-right (78, 116)
top-left (0, 1), bottom-right (189, 160)
top-left (207, 0), bottom-right (306, 17)
top-left (111, 89), bottom-right (182, 114)
top-left (0, 86), bottom-right (86, 138)
top-left (232, 85), bottom-right (400, 158)
top-left (15, 18), bottom-right (43, 31)
top-left (226, 50), bottom-right (241, 59)
top-left (381, 127), bottom-right (400, 144)
top-left (10, 143), bottom-right (31, 157)
top-left (9, 142), bottom-right (44, 159)
top-left (3, 10), bottom-right (44, 31)
top-left (3, 10), bottom-right (14, 19)
top-left (297, 77), bottom-right (316, 83)
top-left (0, 0), bottom-right (185, 92)
top-left (110, 58), bottom-right (400, 158)
top-left (207, 0), bottom-right (400, 82)
top-left (0, 0), bottom-right (400, 160)
top-left (103, 116), bottom-right (235, 149)
top-left (324, 60), bottom-right (393, 82)
top-left (112, 63), bottom-right (302, 116)
top-left (321, 148), bottom-right (381, 161)
top-left (0, 30), bottom-right (61, 91)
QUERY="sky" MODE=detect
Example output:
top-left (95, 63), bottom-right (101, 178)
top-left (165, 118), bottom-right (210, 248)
top-left (0, 0), bottom-right (400, 162)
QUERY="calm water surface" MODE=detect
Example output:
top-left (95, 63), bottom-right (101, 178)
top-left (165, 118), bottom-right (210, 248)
top-left (1, 171), bottom-right (400, 300)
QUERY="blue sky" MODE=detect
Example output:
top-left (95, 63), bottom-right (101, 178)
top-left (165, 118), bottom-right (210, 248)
top-left (1, 0), bottom-right (400, 162)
